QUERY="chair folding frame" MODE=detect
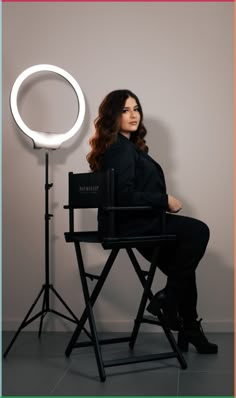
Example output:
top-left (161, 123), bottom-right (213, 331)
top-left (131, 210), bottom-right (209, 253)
top-left (64, 169), bottom-right (187, 381)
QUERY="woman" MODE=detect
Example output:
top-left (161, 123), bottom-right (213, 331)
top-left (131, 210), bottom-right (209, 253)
top-left (87, 89), bottom-right (218, 354)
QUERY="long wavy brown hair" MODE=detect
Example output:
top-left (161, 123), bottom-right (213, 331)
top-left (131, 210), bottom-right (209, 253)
top-left (87, 89), bottom-right (148, 171)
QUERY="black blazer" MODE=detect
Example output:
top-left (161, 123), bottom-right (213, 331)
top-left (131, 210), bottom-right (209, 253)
top-left (98, 133), bottom-right (168, 236)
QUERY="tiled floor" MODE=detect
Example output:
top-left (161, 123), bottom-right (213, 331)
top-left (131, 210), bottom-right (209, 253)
top-left (2, 331), bottom-right (234, 396)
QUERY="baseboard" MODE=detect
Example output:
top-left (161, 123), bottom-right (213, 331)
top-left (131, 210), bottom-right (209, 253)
top-left (2, 318), bottom-right (234, 333)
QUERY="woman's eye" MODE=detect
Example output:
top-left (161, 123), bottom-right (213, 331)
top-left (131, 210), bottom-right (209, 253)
top-left (122, 108), bottom-right (139, 113)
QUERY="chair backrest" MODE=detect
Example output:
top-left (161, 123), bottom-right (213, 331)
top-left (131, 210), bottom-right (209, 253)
top-left (66, 168), bottom-right (115, 237)
top-left (65, 169), bottom-right (171, 244)
top-left (68, 169), bottom-right (114, 209)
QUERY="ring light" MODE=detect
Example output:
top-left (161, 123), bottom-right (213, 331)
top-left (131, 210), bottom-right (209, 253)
top-left (10, 64), bottom-right (86, 149)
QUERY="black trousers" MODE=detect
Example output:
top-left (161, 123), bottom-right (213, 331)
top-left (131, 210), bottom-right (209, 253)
top-left (137, 214), bottom-right (210, 322)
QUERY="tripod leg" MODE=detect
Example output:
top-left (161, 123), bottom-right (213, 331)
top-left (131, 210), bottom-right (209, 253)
top-left (50, 285), bottom-right (79, 322)
top-left (3, 286), bottom-right (45, 357)
top-left (38, 288), bottom-right (47, 338)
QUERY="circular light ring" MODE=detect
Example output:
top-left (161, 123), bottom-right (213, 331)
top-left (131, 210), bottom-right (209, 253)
top-left (10, 64), bottom-right (86, 149)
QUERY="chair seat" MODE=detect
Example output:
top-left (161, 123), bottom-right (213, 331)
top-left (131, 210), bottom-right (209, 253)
top-left (65, 231), bottom-right (176, 249)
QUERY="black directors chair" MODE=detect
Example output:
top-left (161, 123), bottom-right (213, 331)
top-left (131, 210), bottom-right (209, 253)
top-left (64, 168), bottom-right (187, 381)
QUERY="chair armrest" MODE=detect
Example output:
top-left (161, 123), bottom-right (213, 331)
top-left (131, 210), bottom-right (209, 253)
top-left (64, 205), bottom-right (155, 211)
top-left (103, 206), bottom-right (153, 211)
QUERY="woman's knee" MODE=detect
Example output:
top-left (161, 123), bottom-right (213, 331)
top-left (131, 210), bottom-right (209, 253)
top-left (178, 216), bottom-right (210, 252)
top-left (197, 220), bottom-right (210, 245)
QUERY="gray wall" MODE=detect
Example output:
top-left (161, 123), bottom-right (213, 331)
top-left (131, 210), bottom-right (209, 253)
top-left (3, 2), bottom-right (233, 332)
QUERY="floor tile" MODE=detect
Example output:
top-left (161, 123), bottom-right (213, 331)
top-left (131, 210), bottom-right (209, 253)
top-left (178, 370), bottom-right (234, 396)
top-left (3, 331), bottom-right (72, 358)
top-left (178, 333), bottom-right (233, 372)
top-left (52, 363), bottom-right (179, 396)
top-left (3, 358), bottom-right (70, 396)
top-left (2, 331), bottom-right (234, 396)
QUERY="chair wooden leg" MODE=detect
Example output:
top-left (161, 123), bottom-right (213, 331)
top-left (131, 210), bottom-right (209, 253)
top-left (129, 247), bottom-right (160, 349)
top-left (126, 248), bottom-right (154, 300)
top-left (65, 245), bottom-right (120, 380)
top-left (66, 247), bottom-right (119, 356)
top-left (128, 248), bottom-right (187, 369)
top-left (65, 243), bottom-right (187, 379)
top-left (158, 314), bottom-right (187, 369)
top-left (85, 301), bottom-right (106, 381)
top-left (72, 243), bottom-right (106, 380)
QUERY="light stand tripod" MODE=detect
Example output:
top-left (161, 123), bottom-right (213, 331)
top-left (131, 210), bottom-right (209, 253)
top-left (4, 151), bottom-right (79, 357)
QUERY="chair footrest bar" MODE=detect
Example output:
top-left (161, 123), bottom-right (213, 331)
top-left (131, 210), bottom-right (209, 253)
top-left (104, 352), bottom-right (178, 368)
top-left (73, 336), bottom-right (131, 349)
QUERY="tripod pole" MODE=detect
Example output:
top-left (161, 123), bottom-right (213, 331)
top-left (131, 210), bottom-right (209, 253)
top-left (45, 151), bottom-right (53, 309)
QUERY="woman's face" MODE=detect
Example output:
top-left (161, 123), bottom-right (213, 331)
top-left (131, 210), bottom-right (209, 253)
top-left (120, 96), bottom-right (141, 134)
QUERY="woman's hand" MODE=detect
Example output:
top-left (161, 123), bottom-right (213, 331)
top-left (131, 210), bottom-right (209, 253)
top-left (168, 195), bottom-right (182, 213)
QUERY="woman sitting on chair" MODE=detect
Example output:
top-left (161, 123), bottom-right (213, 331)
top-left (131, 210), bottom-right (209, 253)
top-left (87, 89), bottom-right (218, 355)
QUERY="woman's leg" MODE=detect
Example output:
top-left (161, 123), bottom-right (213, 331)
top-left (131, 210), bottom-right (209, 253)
top-left (162, 214), bottom-right (209, 321)
top-left (138, 214), bottom-right (217, 353)
top-left (137, 214), bottom-right (210, 322)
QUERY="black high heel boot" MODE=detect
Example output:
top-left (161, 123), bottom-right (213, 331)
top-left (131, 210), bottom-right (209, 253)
top-left (146, 288), bottom-right (183, 331)
top-left (177, 318), bottom-right (218, 354)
